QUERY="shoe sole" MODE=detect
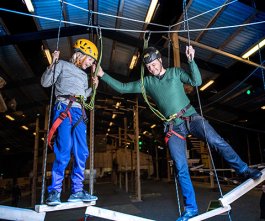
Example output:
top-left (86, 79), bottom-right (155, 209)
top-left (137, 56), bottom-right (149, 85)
top-left (46, 202), bottom-right (61, 206)
top-left (68, 198), bottom-right (98, 202)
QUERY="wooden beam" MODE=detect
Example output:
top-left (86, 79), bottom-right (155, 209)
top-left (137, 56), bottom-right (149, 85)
top-left (0, 205), bottom-right (46, 221)
top-left (178, 36), bottom-right (265, 70)
top-left (35, 201), bottom-right (96, 213)
top-left (85, 206), bottom-right (155, 221)
top-left (189, 205), bottom-right (231, 221)
top-left (219, 168), bottom-right (265, 206)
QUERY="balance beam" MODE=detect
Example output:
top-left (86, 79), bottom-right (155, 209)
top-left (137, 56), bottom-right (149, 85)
top-left (0, 205), bottom-right (45, 221)
top-left (85, 206), bottom-right (156, 221)
top-left (35, 200), bottom-right (96, 213)
top-left (219, 168), bottom-right (265, 206)
top-left (188, 205), bottom-right (231, 221)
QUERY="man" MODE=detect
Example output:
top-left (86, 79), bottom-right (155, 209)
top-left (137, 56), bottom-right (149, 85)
top-left (94, 45), bottom-right (262, 220)
top-left (41, 39), bottom-right (99, 206)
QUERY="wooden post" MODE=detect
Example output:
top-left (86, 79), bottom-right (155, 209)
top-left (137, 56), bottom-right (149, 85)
top-left (171, 32), bottom-right (180, 67)
top-left (208, 156), bottom-right (214, 189)
top-left (32, 117), bottom-right (40, 207)
top-left (124, 117), bottom-right (128, 192)
top-left (155, 146), bottom-right (159, 180)
top-left (119, 127), bottom-right (122, 147)
top-left (133, 97), bottom-right (141, 201)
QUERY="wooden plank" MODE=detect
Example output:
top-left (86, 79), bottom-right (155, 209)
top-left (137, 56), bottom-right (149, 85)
top-left (35, 200), bottom-right (96, 213)
top-left (219, 168), bottom-right (265, 206)
top-left (85, 206), bottom-right (156, 221)
top-left (0, 205), bottom-right (45, 221)
top-left (189, 205), bottom-right (231, 221)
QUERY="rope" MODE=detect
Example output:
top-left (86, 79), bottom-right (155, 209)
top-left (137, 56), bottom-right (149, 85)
top-left (251, 1), bottom-right (265, 91)
top-left (1, 7), bottom-right (265, 35)
top-left (182, 1), bottom-right (231, 219)
top-left (61, 0), bottom-right (168, 29)
top-left (166, 34), bottom-right (182, 215)
top-left (81, 27), bottom-right (103, 111)
top-left (40, 0), bottom-right (64, 205)
top-left (140, 33), bottom-right (181, 122)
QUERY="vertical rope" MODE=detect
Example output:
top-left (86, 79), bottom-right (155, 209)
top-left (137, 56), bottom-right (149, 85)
top-left (40, 0), bottom-right (64, 204)
top-left (183, 1), bottom-right (232, 220)
top-left (167, 32), bottom-right (182, 216)
top-left (251, 0), bottom-right (265, 90)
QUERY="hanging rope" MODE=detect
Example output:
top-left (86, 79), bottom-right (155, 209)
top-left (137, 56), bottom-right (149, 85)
top-left (80, 26), bottom-right (103, 111)
top-left (167, 32), bottom-right (182, 216)
top-left (40, 0), bottom-right (64, 205)
top-left (182, 1), bottom-right (232, 220)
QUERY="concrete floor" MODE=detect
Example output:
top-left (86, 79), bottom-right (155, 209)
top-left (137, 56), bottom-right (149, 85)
top-left (1, 178), bottom-right (263, 221)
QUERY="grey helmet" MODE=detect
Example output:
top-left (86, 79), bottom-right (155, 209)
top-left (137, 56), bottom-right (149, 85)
top-left (142, 47), bottom-right (161, 64)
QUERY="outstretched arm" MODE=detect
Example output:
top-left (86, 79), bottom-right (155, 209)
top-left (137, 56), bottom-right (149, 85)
top-left (92, 64), bottom-right (141, 94)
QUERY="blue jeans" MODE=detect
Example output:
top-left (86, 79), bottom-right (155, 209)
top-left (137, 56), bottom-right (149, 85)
top-left (48, 102), bottom-right (89, 194)
top-left (166, 114), bottom-right (248, 211)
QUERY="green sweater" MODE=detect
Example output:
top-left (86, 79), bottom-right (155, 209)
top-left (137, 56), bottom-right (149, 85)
top-left (101, 60), bottom-right (202, 125)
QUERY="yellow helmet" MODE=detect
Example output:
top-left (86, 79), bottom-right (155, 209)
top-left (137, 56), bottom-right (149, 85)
top-left (73, 39), bottom-right (98, 60)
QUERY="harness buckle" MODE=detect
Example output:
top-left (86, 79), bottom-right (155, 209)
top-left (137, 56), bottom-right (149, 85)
top-left (59, 112), bottom-right (68, 120)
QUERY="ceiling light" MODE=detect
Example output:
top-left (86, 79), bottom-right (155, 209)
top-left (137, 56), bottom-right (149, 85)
top-left (143, 131), bottom-right (148, 135)
top-left (107, 128), bottom-right (110, 132)
top-left (5, 147), bottom-right (10, 151)
top-left (21, 125), bottom-right (29, 130)
top-left (145, 0), bottom-right (159, 23)
top-left (112, 114), bottom-right (116, 119)
top-left (24, 0), bottom-right (34, 13)
top-left (129, 55), bottom-right (138, 70)
top-left (5, 115), bottom-right (15, 121)
top-left (261, 106), bottom-right (265, 110)
top-left (150, 124), bottom-right (156, 128)
top-left (44, 49), bottom-right (52, 65)
top-left (200, 80), bottom-right (214, 91)
top-left (115, 102), bottom-right (121, 109)
top-left (242, 38), bottom-right (265, 59)
top-left (109, 122), bottom-right (113, 126)
top-left (33, 132), bottom-right (36, 136)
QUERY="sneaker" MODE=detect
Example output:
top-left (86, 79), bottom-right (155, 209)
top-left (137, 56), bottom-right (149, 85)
top-left (240, 167), bottom-right (262, 180)
top-left (46, 190), bottom-right (61, 206)
top-left (68, 190), bottom-right (98, 202)
top-left (176, 210), bottom-right (198, 221)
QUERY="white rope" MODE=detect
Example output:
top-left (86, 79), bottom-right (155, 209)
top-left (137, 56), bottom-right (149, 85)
top-left (60, 0), bottom-right (168, 28)
top-left (1, 8), bottom-right (265, 35)
top-left (170, 0), bottom-right (238, 29)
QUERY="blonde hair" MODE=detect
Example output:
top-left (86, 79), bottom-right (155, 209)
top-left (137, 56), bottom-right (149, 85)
top-left (70, 52), bottom-right (87, 67)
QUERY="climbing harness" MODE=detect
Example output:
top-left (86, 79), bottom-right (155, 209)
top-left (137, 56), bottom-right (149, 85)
top-left (47, 95), bottom-right (89, 149)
